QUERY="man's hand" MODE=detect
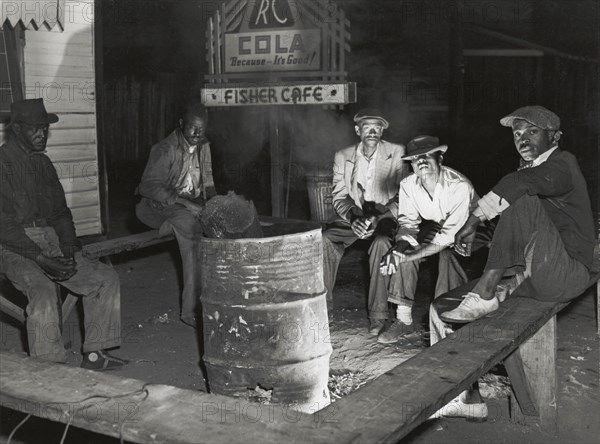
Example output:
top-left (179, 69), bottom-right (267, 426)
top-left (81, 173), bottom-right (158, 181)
top-left (177, 197), bottom-right (204, 218)
top-left (35, 254), bottom-right (77, 281)
top-left (379, 241), bottom-right (412, 275)
top-left (454, 214), bottom-right (480, 256)
top-left (351, 217), bottom-right (375, 239)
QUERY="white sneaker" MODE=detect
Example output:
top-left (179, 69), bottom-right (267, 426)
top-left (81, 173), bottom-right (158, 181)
top-left (440, 292), bottom-right (499, 322)
top-left (429, 391), bottom-right (488, 422)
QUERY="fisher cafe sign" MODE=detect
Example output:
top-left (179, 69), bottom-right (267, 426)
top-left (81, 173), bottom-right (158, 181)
top-left (203, 0), bottom-right (354, 107)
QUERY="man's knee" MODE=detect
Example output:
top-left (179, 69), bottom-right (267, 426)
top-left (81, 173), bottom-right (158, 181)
top-left (369, 235), bottom-right (392, 256)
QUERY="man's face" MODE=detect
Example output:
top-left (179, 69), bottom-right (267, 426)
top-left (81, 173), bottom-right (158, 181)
top-left (512, 119), bottom-right (554, 162)
top-left (355, 118), bottom-right (384, 146)
top-left (14, 122), bottom-right (50, 153)
top-left (410, 153), bottom-right (441, 180)
top-left (181, 115), bottom-right (207, 146)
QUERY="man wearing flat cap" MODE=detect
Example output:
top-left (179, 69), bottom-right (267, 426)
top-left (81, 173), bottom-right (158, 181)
top-left (439, 105), bottom-right (595, 323)
top-left (0, 99), bottom-right (127, 370)
top-left (322, 108), bottom-right (409, 328)
top-left (377, 135), bottom-right (477, 343)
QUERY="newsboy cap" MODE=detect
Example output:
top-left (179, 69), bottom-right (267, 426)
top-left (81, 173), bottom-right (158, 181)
top-left (353, 108), bottom-right (389, 129)
top-left (10, 98), bottom-right (59, 125)
top-left (401, 135), bottom-right (448, 160)
top-left (500, 105), bottom-right (560, 130)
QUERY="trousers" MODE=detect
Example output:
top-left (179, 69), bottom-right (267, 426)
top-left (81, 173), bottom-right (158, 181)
top-left (136, 198), bottom-right (203, 319)
top-left (0, 228), bottom-right (121, 362)
top-left (430, 194), bottom-right (591, 344)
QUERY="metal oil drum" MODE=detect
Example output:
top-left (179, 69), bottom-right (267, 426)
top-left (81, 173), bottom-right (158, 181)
top-left (198, 220), bottom-right (332, 413)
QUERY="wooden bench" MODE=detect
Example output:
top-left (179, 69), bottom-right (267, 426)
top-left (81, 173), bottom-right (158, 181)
top-left (0, 230), bottom-right (175, 325)
top-left (1, 233), bottom-right (597, 443)
top-left (1, 279), bottom-right (597, 443)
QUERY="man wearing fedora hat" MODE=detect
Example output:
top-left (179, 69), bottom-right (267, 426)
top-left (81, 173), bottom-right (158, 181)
top-left (378, 135), bottom-right (477, 343)
top-left (438, 105), bottom-right (595, 323)
top-left (0, 98), bottom-right (127, 370)
top-left (322, 108), bottom-right (409, 328)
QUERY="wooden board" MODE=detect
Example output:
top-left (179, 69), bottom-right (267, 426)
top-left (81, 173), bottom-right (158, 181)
top-left (82, 230), bottom-right (175, 260)
top-left (0, 296), bottom-right (567, 444)
top-left (0, 351), bottom-right (352, 444)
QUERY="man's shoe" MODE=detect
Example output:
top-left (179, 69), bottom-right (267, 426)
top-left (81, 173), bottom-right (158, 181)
top-left (81, 350), bottom-right (129, 371)
top-left (440, 292), bottom-right (499, 323)
top-left (377, 320), bottom-right (414, 344)
top-left (368, 319), bottom-right (386, 336)
top-left (428, 392), bottom-right (488, 422)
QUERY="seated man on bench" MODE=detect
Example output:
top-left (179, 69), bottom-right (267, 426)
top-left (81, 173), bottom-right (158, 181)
top-left (136, 102), bottom-right (216, 328)
top-left (0, 99), bottom-right (127, 370)
top-left (429, 105), bottom-right (595, 421)
top-left (378, 136), bottom-right (477, 343)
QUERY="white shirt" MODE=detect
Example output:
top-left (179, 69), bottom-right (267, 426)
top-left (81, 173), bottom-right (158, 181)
top-left (355, 143), bottom-right (379, 202)
top-left (175, 139), bottom-right (201, 198)
top-left (474, 146), bottom-right (559, 220)
top-left (396, 166), bottom-right (477, 248)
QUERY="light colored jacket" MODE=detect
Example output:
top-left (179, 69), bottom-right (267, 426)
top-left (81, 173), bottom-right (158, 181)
top-left (331, 140), bottom-right (409, 221)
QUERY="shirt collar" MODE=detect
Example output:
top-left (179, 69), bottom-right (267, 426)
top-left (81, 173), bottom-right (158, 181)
top-left (531, 146), bottom-right (558, 167)
top-left (356, 142), bottom-right (380, 161)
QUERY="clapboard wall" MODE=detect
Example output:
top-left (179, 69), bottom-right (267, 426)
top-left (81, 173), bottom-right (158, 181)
top-left (0, 0), bottom-right (101, 236)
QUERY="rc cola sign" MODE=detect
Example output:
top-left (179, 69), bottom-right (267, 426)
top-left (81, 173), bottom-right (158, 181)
top-left (224, 0), bottom-right (321, 72)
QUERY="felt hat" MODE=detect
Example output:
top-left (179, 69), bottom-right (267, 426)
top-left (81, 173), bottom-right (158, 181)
top-left (10, 98), bottom-right (59, 125)
top-left (401, 135), bottom-right (447, 160)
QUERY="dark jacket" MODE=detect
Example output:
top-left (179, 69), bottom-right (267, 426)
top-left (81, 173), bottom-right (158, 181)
top-left (493, 148), bottom-right (595, 269)
top-left (138, 129), bottom-right (215, 210)
top-left (0, 137), bottom-right (80, 260)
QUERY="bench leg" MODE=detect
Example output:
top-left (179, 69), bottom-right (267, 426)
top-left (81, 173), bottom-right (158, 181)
top-left (0, 294), bottom-right (26, 323)
top-left (505, 315), bottom-right (558, 434)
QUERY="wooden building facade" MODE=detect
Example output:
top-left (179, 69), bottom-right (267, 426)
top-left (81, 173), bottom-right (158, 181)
top-left (1, 0), bottom-right (103, 236)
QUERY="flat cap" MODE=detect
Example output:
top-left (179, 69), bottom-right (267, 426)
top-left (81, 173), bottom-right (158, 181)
top-left (353, 108), bottom-right (389, 129)
top-left (500, 105), bottom-right (560, 130)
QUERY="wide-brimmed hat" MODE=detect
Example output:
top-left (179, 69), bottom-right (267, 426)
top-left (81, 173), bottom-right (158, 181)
top-left (353, 108), bottom-right (389, 129)
top-left (499, 105), bottom-right (560, 130)
top-left (9, 98), bottom-right (59, 125)
top-left (401, 135), bottom-right (448, 160)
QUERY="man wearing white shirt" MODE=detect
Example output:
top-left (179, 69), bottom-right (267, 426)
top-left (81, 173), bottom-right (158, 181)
top-left (378, 135), bottom-right (477, 343)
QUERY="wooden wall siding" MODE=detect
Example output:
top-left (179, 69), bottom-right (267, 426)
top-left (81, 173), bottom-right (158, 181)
top-left (23, 0), bottom-right (101, 236)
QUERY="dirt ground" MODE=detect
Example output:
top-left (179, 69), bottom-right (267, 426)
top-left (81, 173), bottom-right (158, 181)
top-left (0, 223), bottom-right (598, 443)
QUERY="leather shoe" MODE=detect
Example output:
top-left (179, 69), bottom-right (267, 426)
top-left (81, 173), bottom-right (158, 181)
top-left (368, 319), bottom-right (386, 335)
top-left (81, 350), bottom-right (129, 371)
top-left (377, 320), bottom-right (415, 344)
top-left (440, 292), bottom-right (499, 323)
top-left (429, 391), bottom-right (488, 422)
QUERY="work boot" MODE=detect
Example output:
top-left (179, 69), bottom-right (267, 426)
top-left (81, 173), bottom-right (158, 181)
top-left (440, 292), bottom-right (499, 323)
top-left (368, 319), bottom-right (386, 336)
top-left (81, 350), bottom-right (129, 371)
top-left (377, 320), bottom-right (415, 344)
